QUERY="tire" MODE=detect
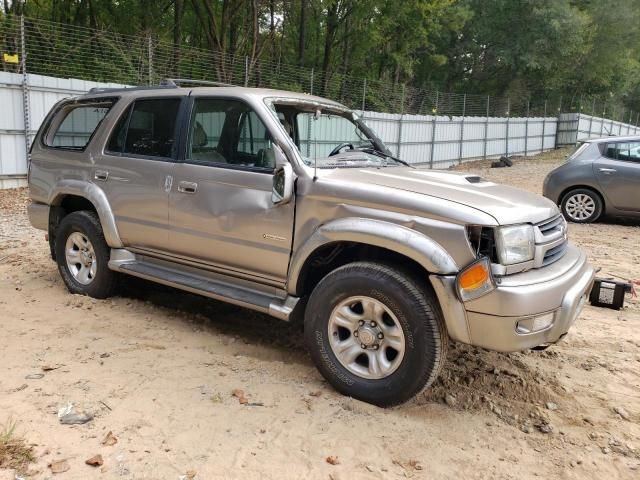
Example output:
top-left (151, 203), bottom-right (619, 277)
top-left (55, 210), bottom-right (116, 299)
top-left (304, 262), bottom-right (448, 407)
top-left (560, 188), bottom-right (603, 223)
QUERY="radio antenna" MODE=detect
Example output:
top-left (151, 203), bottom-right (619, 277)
top-left (313, 108), bottom-right (320, 181)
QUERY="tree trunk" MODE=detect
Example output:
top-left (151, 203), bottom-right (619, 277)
top-left (321, 1), bottom-right (339, 95)
top-left (173, 0), bottom-right (184, 77)
top-left (297, 0), bottom-right (306, 66)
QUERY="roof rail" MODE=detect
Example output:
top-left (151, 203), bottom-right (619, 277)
top-left (85, 78), bottom-right (236, 95)
top-left (86, 84), bottom-right (178, 94)
top-left (161, 78), bottom-right (237, 88)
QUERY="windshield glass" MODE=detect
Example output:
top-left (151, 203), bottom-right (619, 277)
top-left (268, 101), bottom-right (403, 169)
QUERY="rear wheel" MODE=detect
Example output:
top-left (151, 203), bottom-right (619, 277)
top-left (55, 211), bottom-right (116, 299)
top-left (304, 262), bottom-right (448, 407)
top-left (561, 188), bottom-right (602, 223)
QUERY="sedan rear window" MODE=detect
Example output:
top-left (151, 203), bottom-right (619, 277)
top-left (565, 142), bottom-right (589, 162)
top-left (46, 100), bottom-right (116, 150)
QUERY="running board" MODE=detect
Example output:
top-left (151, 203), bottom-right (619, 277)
top-left (108, 249), bottom-right (299, 321)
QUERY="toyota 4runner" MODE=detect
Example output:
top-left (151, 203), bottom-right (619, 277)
top-left (27, 82), bottom-right (595, 406)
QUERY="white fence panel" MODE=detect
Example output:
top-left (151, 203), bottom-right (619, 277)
top-left (557, 113), bottom-right (640, 146)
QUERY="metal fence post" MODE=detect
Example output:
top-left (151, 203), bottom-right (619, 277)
top-left (628, 110), bottom-right (633, 134)
top-left (244, 56), bottom-right (249, 87)
top-left (541, 101), bottom-right (547, 152)
top-left (636, 112), bottom-right (639, 134)
top-left (600, 104), bottom-right (606, 136)
top-left (361, 78), bottom-right (367, 112)
top-left (483, 96), bottom-right (490, 160)
top-left (429, 91), bottom-right (439, 169)
top-left (505, 98), bottom-right (510, 158)
top-left (309, 68), bottom-right (314, 95)
top-left (588, 98), bottom-right (595, 136)
top-left (524, 100), bottom-right (530, 157)
top-left (20, 15), bottom-right (32, 166)
top-left (147, 35), bottom-right (153, 85)
top-left (458, 94), bottom-right (466, 164)
top-left (610, 109), bottom-right (614, 135)
top-left (396, 84), bottom-right (405, 158)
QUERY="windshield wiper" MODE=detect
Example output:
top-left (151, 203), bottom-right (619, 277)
top-left (359, 147), bottom-right (415, 168)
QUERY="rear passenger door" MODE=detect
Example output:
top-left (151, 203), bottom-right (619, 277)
top-left (594, 142), bottom-right (640, 211)
top-left (96, 96), bottom-right (186, 251)
top-left (169, 96), bottom-right (295, 284)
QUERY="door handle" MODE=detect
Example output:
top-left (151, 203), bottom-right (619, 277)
top-left (178, 181), bottom-right (198, 194)
top-left (94, 170), bottom-right (109, 181)
top-left (598, 168), bottom-right (617, 174)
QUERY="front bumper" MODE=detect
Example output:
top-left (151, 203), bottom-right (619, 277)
top-left (431, 243), bottom-right (595, 352)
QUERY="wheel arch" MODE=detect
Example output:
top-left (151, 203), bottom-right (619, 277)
top-left (288, 218), bottom-right (458, 297)
top-left (48, 180), bottom-right (122, 248)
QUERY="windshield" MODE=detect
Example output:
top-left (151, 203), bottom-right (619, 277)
top-left (269, 101), bottom-right (405, 169)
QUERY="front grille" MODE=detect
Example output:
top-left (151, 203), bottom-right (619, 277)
top-left (537, 214), bottom-right (564, 237)
top-left (542, 241), bottom-right (568, 266)
top-left (535, 214), bottom-right (568, 267)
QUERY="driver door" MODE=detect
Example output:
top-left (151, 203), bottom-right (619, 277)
top-left (168, 97), bottom-right (295, 284)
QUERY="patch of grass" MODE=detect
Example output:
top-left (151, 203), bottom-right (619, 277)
top-left (0, 418), bottom-right (35, 473)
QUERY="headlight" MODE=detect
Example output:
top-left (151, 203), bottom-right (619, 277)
top-left (494, 224), bottom-right (535, 265)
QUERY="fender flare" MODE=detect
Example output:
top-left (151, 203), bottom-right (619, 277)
top-left (287, 217), bottom-right (458, 295)
top-left (48, 180), bottom-right (122, 248)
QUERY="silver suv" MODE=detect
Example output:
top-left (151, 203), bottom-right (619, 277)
top-left (27, 84), bottom-right (595, 406)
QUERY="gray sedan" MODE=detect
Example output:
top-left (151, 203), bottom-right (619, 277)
top-left (543, 136), bottom-right (640, 223)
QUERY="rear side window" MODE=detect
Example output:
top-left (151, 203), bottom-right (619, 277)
top-left (46, 100), bottom-right (115, 150)
top-left (605, 142), bottom-right (640, 163)
top-left (107, 98), bottom-right (182, 159)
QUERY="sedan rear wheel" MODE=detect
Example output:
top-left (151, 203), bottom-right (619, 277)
top-left (561, 188), bottom-right (602, 223)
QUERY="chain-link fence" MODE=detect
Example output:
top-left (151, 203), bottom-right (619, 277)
top-left (2, 14), bottom-right (639, 122)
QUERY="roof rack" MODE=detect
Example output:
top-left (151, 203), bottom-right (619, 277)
top-left (85, 78), bottom-right (237, 95)
top-left (86, 84), bottom-right (178, 94)
top-left (161, 78), bottom-right (237, 88)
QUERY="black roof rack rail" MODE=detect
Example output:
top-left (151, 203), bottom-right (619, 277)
top-left (161, 78), bottom-right (237, 87)
top-left (86, 84), bottom-right (178, 94)
top-left (85, 78), bottom-right (237, 95)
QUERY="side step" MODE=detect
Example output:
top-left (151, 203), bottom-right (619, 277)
top-left (108, 249), bottom-right (299, 321)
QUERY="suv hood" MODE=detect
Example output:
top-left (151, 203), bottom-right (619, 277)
top-left (322, 167), bottom-right (559, 225)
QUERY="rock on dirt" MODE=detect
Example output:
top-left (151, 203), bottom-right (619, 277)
top-left (85, 454), bottom-right (104, 467)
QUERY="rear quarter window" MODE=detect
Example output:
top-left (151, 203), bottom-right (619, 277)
top-left (44, 99), bottom-right (116, 150)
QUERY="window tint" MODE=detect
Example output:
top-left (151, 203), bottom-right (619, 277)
top-left (48, 101), bottom-right (114, 149)
top-left (605, 142), bottom-right (640, 162)
top-left (106, 104), bottom-right (131, 153)
top-left (188, 98), bottom-right (275, 170)
top-left (107, 98), bottom-right (181, 158)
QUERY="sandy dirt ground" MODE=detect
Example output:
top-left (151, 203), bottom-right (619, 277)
top-left (0, 149), bottom-right (639, 480)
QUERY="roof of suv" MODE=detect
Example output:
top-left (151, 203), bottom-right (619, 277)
top-left (583, 135), bottom-right (640, 144)
top-left (77, 85), bottom-right (347, 109)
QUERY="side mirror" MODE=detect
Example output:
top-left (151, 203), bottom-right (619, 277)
top-left (272, 146), bottom-right (294, 205)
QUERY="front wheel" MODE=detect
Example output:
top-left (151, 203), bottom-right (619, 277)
top-left (304, 262), bottom-right (448, 407)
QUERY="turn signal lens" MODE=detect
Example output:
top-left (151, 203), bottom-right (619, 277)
top-left (456, 257), bottom-right (496, 302)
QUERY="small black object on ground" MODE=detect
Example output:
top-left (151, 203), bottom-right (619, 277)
top-left (589, 278), bottom-right (631, 310)
top-left (491, 156), bottom-right (513, 168)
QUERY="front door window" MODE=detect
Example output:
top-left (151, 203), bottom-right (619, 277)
top-left (187, 99), bottom-right (276, 170)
